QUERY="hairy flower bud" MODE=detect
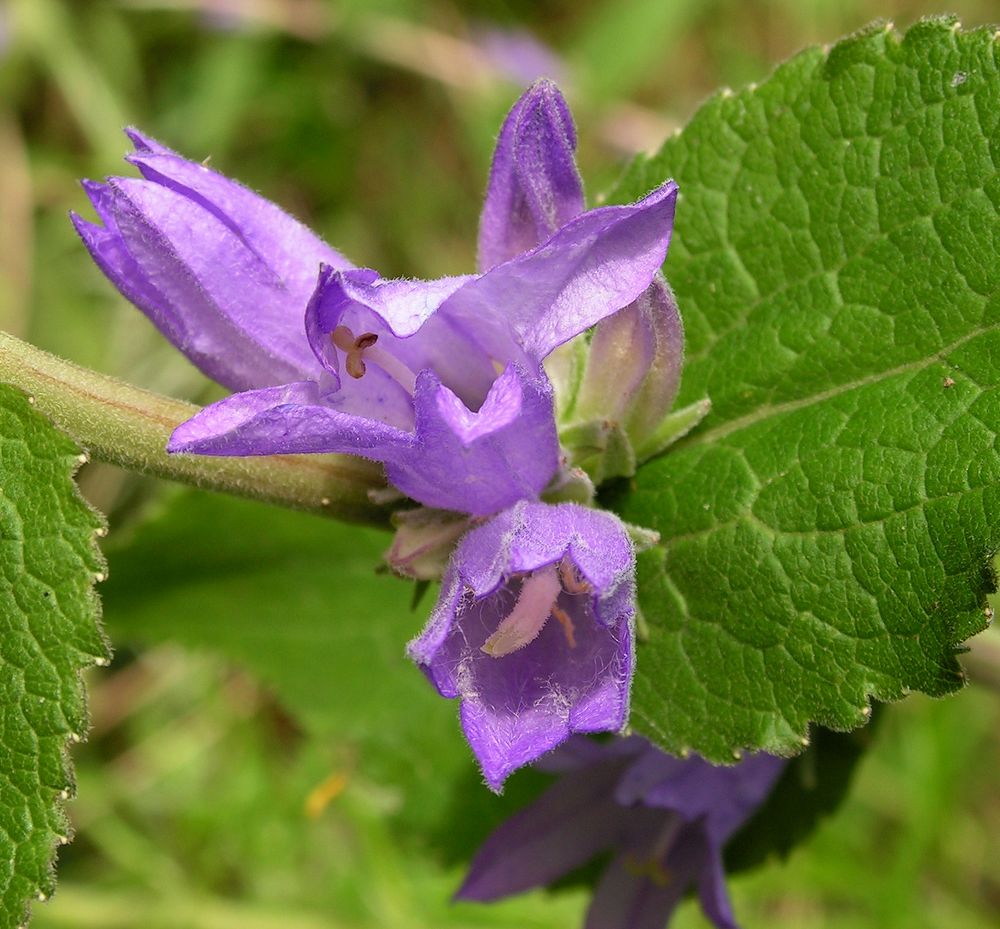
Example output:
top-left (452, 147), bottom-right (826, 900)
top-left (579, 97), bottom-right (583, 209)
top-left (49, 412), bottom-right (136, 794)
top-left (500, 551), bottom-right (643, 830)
top-left (559, 276), bottom-right (710, 484)
top-left (72, 129), bottom-right (351, 392)
top-left (385, 507), bottom-right (472, 581)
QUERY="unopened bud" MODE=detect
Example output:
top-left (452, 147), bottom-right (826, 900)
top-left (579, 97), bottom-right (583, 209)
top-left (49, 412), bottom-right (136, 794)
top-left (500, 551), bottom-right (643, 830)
top-left (385, 508), bottom-right (473, 581)
top-left (558, 277), bottom-right (709, 483)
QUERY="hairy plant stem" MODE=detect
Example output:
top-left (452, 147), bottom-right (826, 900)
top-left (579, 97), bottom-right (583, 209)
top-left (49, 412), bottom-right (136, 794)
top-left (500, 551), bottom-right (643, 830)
top-left (0, 331), bottom-right (391, 527)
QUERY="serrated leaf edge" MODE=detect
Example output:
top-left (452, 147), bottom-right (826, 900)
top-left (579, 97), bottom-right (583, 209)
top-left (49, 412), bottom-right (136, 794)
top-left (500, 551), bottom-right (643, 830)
top-left (3, 386), bottom-right (111, 929)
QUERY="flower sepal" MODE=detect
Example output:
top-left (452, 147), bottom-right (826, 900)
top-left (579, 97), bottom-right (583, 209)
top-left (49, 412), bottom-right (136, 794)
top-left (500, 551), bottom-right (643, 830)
top-left (540, 462), bottom-right (595, 506)
top-left (632, 396), bottom-right (712, 463)
top-left (559, 417), bottom-right (636, 485)
top-left (561, 394), bottom-right (712, 483)
top-left (384, 507), bottom-right (474, 581)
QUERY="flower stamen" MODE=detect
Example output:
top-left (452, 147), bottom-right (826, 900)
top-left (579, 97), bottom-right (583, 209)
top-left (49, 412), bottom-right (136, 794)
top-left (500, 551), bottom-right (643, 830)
top-left (624, 853), bottom-right (673, 888)
top-left (558, 557), bottom-right (591, 595)
top-left (551, 604), bottom-right (577, 648)
top-left (623, 815), bottom-right (682, 886)
top-left (332, 325), bottom-right (417, 394)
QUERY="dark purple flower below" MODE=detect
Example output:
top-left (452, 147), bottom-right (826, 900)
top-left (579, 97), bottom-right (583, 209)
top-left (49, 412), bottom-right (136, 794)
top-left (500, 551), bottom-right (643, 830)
top-left (458, 736), bottom-right (787, 929)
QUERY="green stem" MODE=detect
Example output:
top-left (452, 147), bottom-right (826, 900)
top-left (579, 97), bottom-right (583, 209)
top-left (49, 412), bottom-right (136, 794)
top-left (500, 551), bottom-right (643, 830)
top-left (0, 331), bottom-right (390, 527)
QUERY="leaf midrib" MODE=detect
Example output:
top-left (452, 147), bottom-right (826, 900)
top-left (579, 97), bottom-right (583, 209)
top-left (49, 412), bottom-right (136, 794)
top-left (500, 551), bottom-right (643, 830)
top-left (667, 315), bottom-right (998, 453)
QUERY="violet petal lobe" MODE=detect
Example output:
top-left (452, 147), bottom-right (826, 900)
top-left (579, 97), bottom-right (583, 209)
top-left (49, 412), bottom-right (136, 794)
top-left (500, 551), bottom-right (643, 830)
top-left (696, 847), bottom-right (741, 929)
top-left (408, 501), bottom-right (636, 790)
top-left (106, 175), bottom-right (321, 386)
top-left (73, 129), bottom-right (349, 391)
top-left (167, 381), bottom-right (415, 458)
top-left (167, 364), bottom-right (557, 517)
top-left (459, 736), bottom-right (787, 929)
top-left (455, 751), bottom-right (632, 901)
top-left (305, 267), bottom-right (493, 408)
top-left (124, 130), bottom-right (353, 283)
top-left (71, 184), bottom-right (187, 350)
top-left (447, 180), bottom-right (678, 361)
top-left (124, 128), bottom-right (172, 155)
top-left (621, 750), bottom-right (787, 845)
top-left (73, 182), bottom-right (298, 390)
top-left (384, 364), bottom-right (559, 516)
top-left (478, 79), bottom-right (585, 272)
top-left (585, 819), bottom-right (704, 929)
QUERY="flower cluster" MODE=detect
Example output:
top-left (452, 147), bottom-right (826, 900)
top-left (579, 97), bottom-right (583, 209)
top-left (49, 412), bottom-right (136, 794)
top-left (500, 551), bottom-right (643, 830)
top-left (74, 79), bottom-right (780, 926)
top-left (73, 80), bottom-right (682, 787)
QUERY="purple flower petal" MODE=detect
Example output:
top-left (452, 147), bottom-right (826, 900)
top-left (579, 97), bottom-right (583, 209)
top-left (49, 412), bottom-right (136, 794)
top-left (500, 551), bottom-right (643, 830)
top-left (460, 738), bottom-right (787, 929)
top-left (537, 733), bottom-right (648, 774)
top-left (108, 176), bottom-right (321, 384)
top-left (123, 127), bottom-right (173, 155)
top-left (73, 129), bottom-right (350, 391)
top-left (71, 196), bottom-right (186, 350)
top-left (478, 80), bottom-right (584, 271)
top-left (168, 364), bottom-right (557, 516)
top-left (585, 821), bottom-right (700, 929)
top-left (72, 186), bottom-right (293, 390)
top-left (386, 364), bottom-right (559, 515)
top-left (305, 267), bottom-right (493, 407)
top-left (167, 381), bottom-right (414, 457)
top-left (449, 181), bottom-right (678, 361)
top-left (126, 136), bottom-right (352, 281)
top-left (409, 502), bottom-right (636, 789)
top-left (620, 750), bottom-right (786, 845)
top-left (455, 754), bottom-right (631, 901)
top-left (696, 848), bottom-right (740, 929)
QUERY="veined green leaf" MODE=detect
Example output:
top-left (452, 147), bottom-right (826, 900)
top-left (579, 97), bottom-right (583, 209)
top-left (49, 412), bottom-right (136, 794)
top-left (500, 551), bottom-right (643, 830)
top-left (607, 18), bottom-right (1000, 759)
top-left (0, 385), bottom-right (108, 928)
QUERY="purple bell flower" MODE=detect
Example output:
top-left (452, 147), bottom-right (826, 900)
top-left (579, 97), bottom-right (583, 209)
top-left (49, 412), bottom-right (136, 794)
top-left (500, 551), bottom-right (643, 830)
top-left (71, 129), bottom-right (352, 393)
top-left (72, 81), bottom-right (678, 516)
top-left (457, 736), bottom-right (787, 929)
top-left (408, 501), bottom-right (636, 790)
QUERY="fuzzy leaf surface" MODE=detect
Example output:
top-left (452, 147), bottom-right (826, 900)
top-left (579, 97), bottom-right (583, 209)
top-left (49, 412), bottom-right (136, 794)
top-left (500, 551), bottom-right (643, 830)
top-left (0, 386), bottom-right (107, 928)
top-left (607, 19), bottom-right (1000, 759)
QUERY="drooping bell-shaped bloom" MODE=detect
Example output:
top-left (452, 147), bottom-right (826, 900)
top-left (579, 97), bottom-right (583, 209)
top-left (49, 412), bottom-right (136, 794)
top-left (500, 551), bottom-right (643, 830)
top-left (408, 501), bottom-right (636, 791)
top-left (471, 24), bottom-right (567, 87)
top-left (457, 736), bottom-right (787, 929)
top-left (73, 81), bottom-right (678, 516)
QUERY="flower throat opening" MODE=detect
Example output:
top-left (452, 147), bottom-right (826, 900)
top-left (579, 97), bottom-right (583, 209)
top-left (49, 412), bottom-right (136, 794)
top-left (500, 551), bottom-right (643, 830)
top-left (481, 558), bottom-right (591, 658)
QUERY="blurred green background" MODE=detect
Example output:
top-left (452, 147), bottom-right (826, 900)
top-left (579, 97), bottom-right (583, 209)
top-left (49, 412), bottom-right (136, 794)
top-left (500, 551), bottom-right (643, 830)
top-left (2, 0), bottom-right (1000, 926)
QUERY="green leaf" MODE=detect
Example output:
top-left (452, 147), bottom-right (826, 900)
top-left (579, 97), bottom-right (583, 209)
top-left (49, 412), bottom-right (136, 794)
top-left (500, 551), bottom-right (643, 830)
top-left (0, 385), bottom-right (108, 928)
top-left (606, 18), bottom-right (1000, 759)
top-left (100, 490), bottom-right (480, 842)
